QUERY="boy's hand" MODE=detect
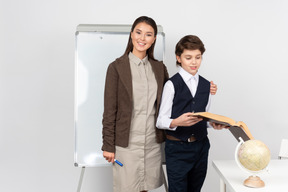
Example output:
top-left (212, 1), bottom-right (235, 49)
top-left (170, 112), bottom-right (202, 128)
top-left (210, 122), bottom-right (230, 130)
top-left (210, 81), bottom-right (217, 95)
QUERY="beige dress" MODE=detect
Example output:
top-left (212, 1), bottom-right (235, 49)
top-left (113, 53), bottom-right (163, 192)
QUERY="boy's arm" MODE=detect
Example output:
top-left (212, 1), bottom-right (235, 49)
top-left (170, 113), bottom-right (202, 127)
top-left (156, 81), bottom-right (177, 130)
top-left (156, 81), bottom-right (203, 129)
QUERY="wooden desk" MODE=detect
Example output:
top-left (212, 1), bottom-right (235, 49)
top-left (212, 160), bottom-right (288, 192)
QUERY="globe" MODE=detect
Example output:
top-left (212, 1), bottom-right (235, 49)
top-left (235, 138), bottom-right (271, 188)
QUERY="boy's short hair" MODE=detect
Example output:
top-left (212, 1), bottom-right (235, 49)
top-left (175, 35), bottom-right (205, 66)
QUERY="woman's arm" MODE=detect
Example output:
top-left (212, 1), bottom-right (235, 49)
top-left (102, 63), bottom-right (118, 153)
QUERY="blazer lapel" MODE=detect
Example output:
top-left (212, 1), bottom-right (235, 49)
top-left (150, 59), bottom-right (164, 104)
top-left (116, 55), bottom-right (133, 100)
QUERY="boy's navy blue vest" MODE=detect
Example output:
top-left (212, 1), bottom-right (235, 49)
top-left (166, 73), bottom-right (210, 141)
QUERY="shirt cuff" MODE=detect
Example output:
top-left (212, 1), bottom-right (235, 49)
top-left (207, 121), bottom-right (212, 128)
top-left (167, 119), bottom-right (177, 131)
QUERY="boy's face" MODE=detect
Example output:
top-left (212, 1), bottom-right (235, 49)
top-left (177, 49), bottom-right (202, 76)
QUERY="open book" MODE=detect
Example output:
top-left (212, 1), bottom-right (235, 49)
top-left (192, 112), bottom-right (254, 142)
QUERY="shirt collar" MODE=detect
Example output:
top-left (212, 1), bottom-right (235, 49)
top-left (179, 67), bottom-right (199, 83)
top-left (128, 52), bottom-right (149, 66)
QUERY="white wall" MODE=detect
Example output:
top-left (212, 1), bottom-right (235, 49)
top-left (1, 0), bottom-right (288, 191)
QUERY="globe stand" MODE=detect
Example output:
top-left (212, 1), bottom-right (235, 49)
top-left (243, 175), bottom-right (265, 188)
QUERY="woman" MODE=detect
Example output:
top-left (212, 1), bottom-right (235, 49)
top-left (102, 16), bottom-right (217, 192)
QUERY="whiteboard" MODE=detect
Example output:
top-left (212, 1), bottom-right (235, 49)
top-left (74, 24), bottom-right (165, 167)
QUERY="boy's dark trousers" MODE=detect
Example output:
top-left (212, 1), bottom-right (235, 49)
top-left (165, 136), bottom-right (210, 192)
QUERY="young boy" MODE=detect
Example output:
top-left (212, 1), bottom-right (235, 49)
top-left (156, 35), bottom-right (227, 192)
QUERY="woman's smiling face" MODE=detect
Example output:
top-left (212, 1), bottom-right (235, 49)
top-left (131, 22), bottom-right (156, 59)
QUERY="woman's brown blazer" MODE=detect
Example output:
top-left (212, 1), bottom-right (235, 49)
top-left (102, 54), bottom-right (169, 153)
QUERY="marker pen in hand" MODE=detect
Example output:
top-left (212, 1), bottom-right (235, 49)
top-left (114, 159), bottom-right (123, 167)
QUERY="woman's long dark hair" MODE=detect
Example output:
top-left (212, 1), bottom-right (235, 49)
top-left (123, 16), bottom-right (158, 60)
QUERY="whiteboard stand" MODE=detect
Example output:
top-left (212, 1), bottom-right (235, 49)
top-left (76, 167), bottom-right (85, 192)
top-left (162, 163), bottom-right (168, 192)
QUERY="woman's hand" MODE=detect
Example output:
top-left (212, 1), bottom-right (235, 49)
top-left (103, 151), bottom-right (115, 163)
top-left (210, 81), bottom-right (217, 95)
top-left (170, 112), bottom-right (202, 128)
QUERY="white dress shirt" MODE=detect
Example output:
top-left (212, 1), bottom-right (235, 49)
top-left (156, 67), bottom-right (212, 130)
